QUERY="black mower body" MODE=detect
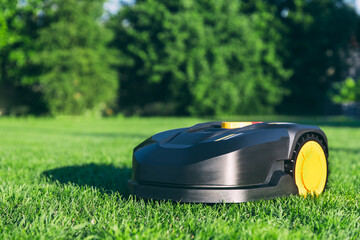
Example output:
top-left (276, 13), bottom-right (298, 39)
top-left (129, 122), bottom-right (328, 203)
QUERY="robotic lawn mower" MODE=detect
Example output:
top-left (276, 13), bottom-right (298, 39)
top-left (128, 121), bottom-right (329, 203)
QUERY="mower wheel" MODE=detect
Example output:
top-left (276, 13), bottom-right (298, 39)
top-left (293, 133), bottom-right (328, 197)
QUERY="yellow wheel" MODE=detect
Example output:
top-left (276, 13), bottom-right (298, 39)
top-left (293, 135), bottom-right (328, 197)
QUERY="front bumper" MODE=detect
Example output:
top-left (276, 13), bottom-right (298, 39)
top-left (128, 171), bottom-right (298, 203)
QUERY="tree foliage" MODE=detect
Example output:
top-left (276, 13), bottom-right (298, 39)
top-left (0, 0), bottom-right (359, 116)
top-left (274, 0), bottom-right (358, 114)
top-left (332, 77), bottom-right (360, 103)
top-left (0, 0), bottom-right (118, 115)
top-left (0, 0), bottom-right (46, 115)
top-left (109, 0), bottom-right (291, 116)
top-left (28, 0), bottom-right (118, 115)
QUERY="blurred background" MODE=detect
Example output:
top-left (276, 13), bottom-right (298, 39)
top-left (1, 0), bottom-right (360, 117)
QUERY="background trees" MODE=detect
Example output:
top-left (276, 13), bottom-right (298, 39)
top-left (0, 0), bottom-right (46, 115)
top-left (0, 0), bottom-right (359, 116)
top-left (29, 0), bottom-right (118, 115)
top-left (275, 0), bottom-right (358, 114)
top-left (109, 0), bottom-right (291, 116)
top-left (0, 0), bottom-right (118, 115)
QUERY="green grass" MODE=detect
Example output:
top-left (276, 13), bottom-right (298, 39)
top-left (0, 116), bottom-right (360, 239)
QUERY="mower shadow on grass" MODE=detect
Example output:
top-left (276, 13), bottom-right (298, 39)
top-left (42, 163), bottom-right (132, 197)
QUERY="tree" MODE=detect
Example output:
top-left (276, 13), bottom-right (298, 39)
top-left (273, 0), bottom-right (359, 114)
top-left (109, 0), bottom-right (291, 116)
top-left (28, 0), bottom-right (118, 115)
top-left (0, 0), bottom-right (46, 115)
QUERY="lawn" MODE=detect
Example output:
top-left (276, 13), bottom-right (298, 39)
top-left (0, 116), bottom-right (359, 239)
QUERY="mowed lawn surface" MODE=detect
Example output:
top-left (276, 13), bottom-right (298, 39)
top-left (0, 117), bottom-right (359, 239)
